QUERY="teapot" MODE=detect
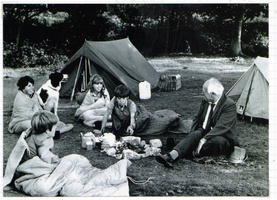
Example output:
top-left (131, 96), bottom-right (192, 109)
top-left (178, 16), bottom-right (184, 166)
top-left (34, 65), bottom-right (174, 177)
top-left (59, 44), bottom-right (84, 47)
top-left (80, 132), bottom-right (95, 149)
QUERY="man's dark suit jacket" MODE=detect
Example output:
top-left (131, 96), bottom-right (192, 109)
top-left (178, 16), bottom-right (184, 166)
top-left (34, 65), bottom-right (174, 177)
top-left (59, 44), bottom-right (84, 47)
top-left (190, 93), bottom-right (240, 147)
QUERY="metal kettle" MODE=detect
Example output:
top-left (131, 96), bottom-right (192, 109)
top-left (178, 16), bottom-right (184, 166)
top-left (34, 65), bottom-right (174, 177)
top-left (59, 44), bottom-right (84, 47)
top-left (80, 132), bottom-right (95, 148)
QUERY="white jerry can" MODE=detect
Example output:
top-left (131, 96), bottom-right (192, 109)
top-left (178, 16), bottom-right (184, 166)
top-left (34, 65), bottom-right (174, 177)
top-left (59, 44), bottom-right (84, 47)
top-left (139, 81), bottom-right (151, 99)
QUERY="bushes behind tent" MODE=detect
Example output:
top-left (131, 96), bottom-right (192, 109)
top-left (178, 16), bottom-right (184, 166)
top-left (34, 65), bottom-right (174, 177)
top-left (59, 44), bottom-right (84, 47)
top-left (3, 41), bottom-right (68, 69)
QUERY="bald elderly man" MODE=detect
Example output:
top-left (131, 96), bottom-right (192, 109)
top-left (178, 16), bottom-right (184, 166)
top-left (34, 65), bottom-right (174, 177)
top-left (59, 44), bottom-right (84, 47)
top-left (156, 77), bottom-right (240, 168)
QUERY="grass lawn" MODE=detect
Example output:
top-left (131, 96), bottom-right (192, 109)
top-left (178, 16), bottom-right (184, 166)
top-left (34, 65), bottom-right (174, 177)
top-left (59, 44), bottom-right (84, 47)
top-left (2, 56), bottom-right (269, 196)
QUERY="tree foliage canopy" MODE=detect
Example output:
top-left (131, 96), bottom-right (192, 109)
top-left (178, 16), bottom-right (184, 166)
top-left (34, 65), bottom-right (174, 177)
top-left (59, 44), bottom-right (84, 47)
top-left (3, 4), bottom-right (268, 68)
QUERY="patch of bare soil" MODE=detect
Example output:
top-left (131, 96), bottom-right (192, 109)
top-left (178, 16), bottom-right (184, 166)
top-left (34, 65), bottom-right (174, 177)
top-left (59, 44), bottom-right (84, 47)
top-left (3, 57), bottom-right (268, 196)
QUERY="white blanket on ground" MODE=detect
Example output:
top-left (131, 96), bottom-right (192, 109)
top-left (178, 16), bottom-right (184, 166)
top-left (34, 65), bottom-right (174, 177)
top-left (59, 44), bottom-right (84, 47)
top-left (3, 132), bottom-right (131, 197)
top-left (14, 155), bottom-right (130, 196)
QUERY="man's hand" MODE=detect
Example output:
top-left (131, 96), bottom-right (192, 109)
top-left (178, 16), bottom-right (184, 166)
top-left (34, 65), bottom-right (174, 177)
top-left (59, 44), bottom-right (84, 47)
top-left (195, 138), bottom-right (207, 155)
top-left (126, 125), bottom-right (134, 135)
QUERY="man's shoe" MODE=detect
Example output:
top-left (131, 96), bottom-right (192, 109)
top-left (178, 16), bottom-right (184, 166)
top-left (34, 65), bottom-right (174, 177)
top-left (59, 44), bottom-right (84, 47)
top-left (155, 153), bottom-right (174, 169)
top-left (192, 151), bottom-right (201, 158)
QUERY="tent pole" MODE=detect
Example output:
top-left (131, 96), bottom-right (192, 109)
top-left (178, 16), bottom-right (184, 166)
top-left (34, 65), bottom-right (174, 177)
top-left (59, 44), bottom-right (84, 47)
top-left (242, 69), bottom-right (256, 120)
top-left (81, 57), bottom-right (87, 92)
top-left (71, 56), bottom-right (83, 101)
top-left (88, 57), bottom-right (91, 78)
top-left (85, 57), bottom-right (88, 89)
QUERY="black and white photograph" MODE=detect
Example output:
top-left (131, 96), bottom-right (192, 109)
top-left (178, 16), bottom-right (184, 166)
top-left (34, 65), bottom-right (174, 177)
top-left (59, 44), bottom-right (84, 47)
top-left (2, 2), bottom-right (272, 197)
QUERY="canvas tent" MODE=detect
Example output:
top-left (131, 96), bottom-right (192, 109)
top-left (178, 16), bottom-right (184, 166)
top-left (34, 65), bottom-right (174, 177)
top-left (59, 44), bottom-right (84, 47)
top-left (226, 56), bottom-right (268, 120)
top-left (59, 38), bottom-right (160, 100)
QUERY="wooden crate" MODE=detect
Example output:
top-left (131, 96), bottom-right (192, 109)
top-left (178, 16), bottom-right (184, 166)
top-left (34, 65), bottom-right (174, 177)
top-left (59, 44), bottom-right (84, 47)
top-left (169, 74), bottom-right (181, 91)
top-left (158, 74), bottom-right (181, 91)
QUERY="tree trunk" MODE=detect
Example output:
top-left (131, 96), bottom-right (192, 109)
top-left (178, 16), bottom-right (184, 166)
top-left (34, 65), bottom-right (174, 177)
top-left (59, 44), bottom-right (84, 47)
top-left (230, 7), bottom-right (244, 56)
top-left (15, 23), bottom-right (24, 50)
top-left (15, 11), bottom-right (41, 50)
top-left (164, 13), bottom-right (170, 54)
top-left (15, 12), bottom-right (29, 50)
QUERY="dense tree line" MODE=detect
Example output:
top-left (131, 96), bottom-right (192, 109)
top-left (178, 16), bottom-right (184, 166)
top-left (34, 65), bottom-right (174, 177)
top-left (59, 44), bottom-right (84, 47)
top-left (3, 4), bottom-right (268, 68)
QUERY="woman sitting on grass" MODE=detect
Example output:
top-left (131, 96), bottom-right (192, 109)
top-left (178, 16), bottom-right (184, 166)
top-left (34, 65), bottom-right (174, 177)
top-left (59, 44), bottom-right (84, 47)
top-left (8, 76), bottom-right (42, 134)
top-left (8, 75), bottom-right (73, 135)
top-left (75, 74), bottom-right (110, 127)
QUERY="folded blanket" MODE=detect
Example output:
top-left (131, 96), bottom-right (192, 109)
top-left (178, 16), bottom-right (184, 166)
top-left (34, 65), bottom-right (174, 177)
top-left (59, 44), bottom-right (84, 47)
top-left (136, 109), bottom-right (181, 135)
top-left (3, 132), bottom-right (29, 188)
top-left (14, 155), bottom-right (131, 196)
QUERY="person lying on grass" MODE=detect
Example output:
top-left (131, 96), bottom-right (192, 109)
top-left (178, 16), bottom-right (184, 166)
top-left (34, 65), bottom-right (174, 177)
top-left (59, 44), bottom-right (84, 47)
top-left (156, 77), bottom-right (241, 168)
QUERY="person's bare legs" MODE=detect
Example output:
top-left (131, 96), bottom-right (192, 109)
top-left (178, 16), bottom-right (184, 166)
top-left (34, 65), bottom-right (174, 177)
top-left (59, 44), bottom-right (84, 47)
top-left (82, 107), bottom-right (109, 127)
top-left (83, 115), bottom-right (112, 127)
top-left (56, 121), bottom-right (74, 134)
top-left (83, 116), bottom-right (103, 127)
